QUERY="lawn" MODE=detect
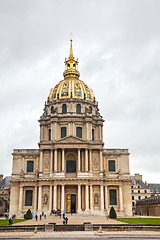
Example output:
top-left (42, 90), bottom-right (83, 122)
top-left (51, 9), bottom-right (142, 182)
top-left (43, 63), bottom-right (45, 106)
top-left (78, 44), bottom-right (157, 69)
top-left (0, 219), bottom-right (28, 226)
top-left (114, 218), bottom-right (160, 225)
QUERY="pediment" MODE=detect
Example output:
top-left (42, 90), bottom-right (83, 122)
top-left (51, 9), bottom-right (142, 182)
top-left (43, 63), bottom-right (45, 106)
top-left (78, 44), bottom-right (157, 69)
top-left (56, 135), bottom-right (87, 144)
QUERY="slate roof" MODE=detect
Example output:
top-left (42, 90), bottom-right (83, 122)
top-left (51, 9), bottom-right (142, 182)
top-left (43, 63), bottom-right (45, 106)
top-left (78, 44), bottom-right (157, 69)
top-left (130, 176), bottom-right (150, 189)
top-left (137, 195), bottom-right (160, 205)
top-left (148, 184), bottom-right (160, 193)
top-left (0, 176), bottom-right (11, 188)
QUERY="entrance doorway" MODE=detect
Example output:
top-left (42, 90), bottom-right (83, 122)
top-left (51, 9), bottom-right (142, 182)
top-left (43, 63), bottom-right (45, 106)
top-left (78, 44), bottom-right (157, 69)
top-left (66, 194), bottom-right (76, 213)
top-left (71, 195), bottom-right (76, 213)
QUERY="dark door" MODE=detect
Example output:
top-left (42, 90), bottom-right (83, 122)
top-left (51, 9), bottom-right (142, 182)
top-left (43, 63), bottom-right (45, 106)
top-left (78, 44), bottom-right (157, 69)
top-left (71, 195), bottom-right (76, 213)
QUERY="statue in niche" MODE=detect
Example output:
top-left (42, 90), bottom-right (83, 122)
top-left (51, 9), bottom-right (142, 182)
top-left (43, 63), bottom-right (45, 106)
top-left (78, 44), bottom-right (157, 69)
top-left (35, 169), bottom-right (39, 178)
top-left (94, 194), bottom-right (99, 205)
top-left (118, 169), bottom-right (122, 179)
top-left (43, 194), bottom-right (48, 205)
top-left (20, 169), bottom-right (24, 178)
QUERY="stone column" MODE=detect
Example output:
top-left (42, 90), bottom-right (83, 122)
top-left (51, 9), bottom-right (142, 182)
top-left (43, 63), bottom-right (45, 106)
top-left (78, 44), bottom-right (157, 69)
top-left (119, 185), bottom-right (123, 211)
top-left (78, 185), bottom-right (81, 212)
top-left (18, 186), bottom-right (23, 211)
top-left (50, 150), bottom-right (53, 173)
top-left (100, 150), bottom-right (103, 172)
top-left (78, 149), bottom-right (81, 172)
top-left (49, 185), bottom-right (52, 211)
top-left (53, 185), bottom-right (57, 210)
top-left (105, 186), bottom-right (108, 213)
top-left (68, 123), bottom-right (71, 135)
top-left (54, 149), bottom-right (57, 172)
top-left (85, 185), bottom-right (89, 211)
top-left (38, 186), bottom-right (42, 211)
top-left (61, 185), bottom-right (65, 211)
top-left (54, 123), bottom-right (57, 140)
top-left (39, 151), bottom-right (43, 172)
top-left (100, 185), bottom-right (104, 211)
top-left (34, 186), bottom-right (37, 211)
top-left (89, 150), bottom-right (92, 173)
top-left (85, 149), bottom-right (88, 172)
top-left (90, 185), bottom-right (93, 211)
top-left (62, 149), bottom-right (65, 172)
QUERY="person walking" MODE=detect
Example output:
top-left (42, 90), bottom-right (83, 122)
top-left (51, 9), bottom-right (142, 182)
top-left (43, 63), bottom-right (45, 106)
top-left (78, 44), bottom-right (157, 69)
top-left (40, 214), bottom-right (42, 220)
top-left (65, 217), bottom-right (68, 225)
top-left (106, 213), bottom-right (109, 220)
top-left (35, 215), bottom-right (38, 221)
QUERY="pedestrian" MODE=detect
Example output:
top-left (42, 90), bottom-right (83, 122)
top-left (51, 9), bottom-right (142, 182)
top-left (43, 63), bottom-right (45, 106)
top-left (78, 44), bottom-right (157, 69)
top-left (106, 213), bottom-right (109, 220)
top-left (35, 215), bottom-right (38, 221)
top-left (42, 211), bottom-right (44, 217)
top-left (60, 212), bottom-right (61, 218)
top-left (9, 218), bottom-right (11, 226)
top-left (11, 218), bottom-right (13, 225)
top-left (40, 214), bottom-right (42, 220)
top-left (65, 217), bottom-right (68, 225)
top-left (44, 214), bottom-right (46, 219)
top-left (63, 213), bottom-right (65, 219)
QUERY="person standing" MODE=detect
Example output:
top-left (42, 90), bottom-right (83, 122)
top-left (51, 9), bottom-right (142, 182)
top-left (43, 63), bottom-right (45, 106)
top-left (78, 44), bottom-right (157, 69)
top-left (40, 214), bottom-right (42, 220)
top-left (35, 215), bottom-right (38, 221)
top-left (106, 213), bottom-right (109, 220)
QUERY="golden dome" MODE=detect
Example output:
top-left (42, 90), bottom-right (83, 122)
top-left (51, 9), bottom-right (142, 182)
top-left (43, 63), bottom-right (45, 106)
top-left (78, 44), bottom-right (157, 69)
top-left (48, 37), bottom-right (95, 102)
top-left (49, 79), bottom-right (95, 102)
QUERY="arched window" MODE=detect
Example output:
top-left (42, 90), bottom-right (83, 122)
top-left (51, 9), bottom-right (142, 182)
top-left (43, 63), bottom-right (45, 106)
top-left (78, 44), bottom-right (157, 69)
top-left (109, 189), bottom-right (117, 205)
top-left (51, 106), bottom-right (54, 114)
top-left (76, 104), bottom-right (81, 114)
top-left (62, 104), bottom-right (67, 114)
top-left (108, 160), bottom-right (115, 172)
top-left (61, 127), bottom-right (67, 138)
top-left (25, 190), bottom-right (33, 206)
top-left (89, 106), bottom-right (92, 113)
top-left (76, 127), bottom-right (82, 138)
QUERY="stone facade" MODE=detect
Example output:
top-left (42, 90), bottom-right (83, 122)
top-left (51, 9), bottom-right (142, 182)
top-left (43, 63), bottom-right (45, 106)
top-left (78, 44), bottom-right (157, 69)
top-left (10, 39), bottom-right (132, 218)
top-left (0, 176), bottom-right (11, 213)
top-left (131, 174), bottom-right (152, 215)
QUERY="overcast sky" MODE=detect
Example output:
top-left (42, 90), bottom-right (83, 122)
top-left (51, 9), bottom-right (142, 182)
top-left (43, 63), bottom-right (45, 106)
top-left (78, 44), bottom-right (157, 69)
top-left (0, 0), bottom-right (160, 183)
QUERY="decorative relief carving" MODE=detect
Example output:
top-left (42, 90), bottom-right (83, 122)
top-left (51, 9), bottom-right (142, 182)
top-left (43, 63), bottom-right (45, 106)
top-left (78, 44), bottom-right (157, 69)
top-left (92, 150), bottom-right (99, 170)
top-left (94, 194), bottom-right (99, 205)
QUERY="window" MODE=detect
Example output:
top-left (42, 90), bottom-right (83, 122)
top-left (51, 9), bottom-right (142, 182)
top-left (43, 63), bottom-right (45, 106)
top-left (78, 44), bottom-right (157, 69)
top-left (108, 160), bottom-right (115, 172)
top-left (132, 202), bottom-right (135, 206)
top-left (49, 129), bottom-right (51, 141)
top-left (131, 186), bottom-right (133, 188)
top-left (138, 190), bottom-right (140, 193)
top-left (76, 127), bottom-right (82, 138)
top-left (144, 190), bottom-right (147, 193)
top-left (109, 189), bottom-right (117, 205)
top-left (138, 186), bottom-right (140, 188)
top-left (66, 160), bottom-right (76, 173)
top-left (92, 129), bottom-right (94, 141)
top-left (138, 196), bottom-right (141, 200)
top-left (132, 196), bottom-right (134, 200)
top-left (25, 190), bottom-right (33, 206)
top-left (89, 106), bottom-right (92, 113)
top-left (27, 161), bottom-right (34, 172)
top-left (132, 190), bottom-right (134, 193)
top-left (62, 104), bottom-right (67, 113)
top-left (51, 106), bottom-right (54, 114)
top-left (76, 104), bottom-right (81, 114)
top-left (61, 127), bottom-right (67, 138)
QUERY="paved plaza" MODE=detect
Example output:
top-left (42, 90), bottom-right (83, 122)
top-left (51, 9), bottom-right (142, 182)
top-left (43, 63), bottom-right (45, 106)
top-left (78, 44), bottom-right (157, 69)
top-left (13, 213), bottom-right (122, 226)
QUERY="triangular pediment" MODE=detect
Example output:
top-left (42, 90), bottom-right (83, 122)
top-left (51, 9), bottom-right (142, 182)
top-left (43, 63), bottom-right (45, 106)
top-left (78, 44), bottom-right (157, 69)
top-left (56, 135), bottom-right (87, 144)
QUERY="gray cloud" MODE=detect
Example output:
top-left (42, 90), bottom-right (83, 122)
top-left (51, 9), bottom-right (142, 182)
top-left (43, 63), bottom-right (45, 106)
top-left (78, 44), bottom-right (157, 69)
top-left (0, 0), bottom-right (160, 183)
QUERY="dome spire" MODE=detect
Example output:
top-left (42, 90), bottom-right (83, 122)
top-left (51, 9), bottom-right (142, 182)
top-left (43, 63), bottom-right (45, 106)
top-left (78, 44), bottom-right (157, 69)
top-left (69, 33), bottom-right (73, 58)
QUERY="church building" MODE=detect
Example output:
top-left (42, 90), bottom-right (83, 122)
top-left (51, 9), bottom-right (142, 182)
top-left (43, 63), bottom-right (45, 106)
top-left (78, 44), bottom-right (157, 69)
top-left (10, 38), bottom-right (132, 217)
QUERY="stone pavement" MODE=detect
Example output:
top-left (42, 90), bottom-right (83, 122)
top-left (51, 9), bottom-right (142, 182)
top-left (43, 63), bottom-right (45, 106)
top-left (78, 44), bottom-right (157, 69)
top-left (13, 213), bottom-right (125, 225)
top-left (0, 231), bottom-right (160, 239)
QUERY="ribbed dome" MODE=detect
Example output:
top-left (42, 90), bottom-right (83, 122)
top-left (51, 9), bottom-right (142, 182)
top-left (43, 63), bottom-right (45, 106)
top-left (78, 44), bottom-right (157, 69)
top-left (48, 79), bottom-right (95, 102)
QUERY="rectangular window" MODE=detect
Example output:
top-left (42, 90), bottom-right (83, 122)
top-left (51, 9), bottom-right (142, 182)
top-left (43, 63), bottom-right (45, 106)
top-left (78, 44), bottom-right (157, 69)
top-left (76, 127), bottom-right (82, 138)
top-left (25, 190), bottom-right (33, 206)
top-left (27, 161), bottom-right (34, 172)
top-left (132, 196), bottom-right (134, 200)
top-left (61, 127), bottom-right (67, 138)
top-left (108, 160), bottom-right (115, 172)
top-left (109, 189), bottom-right (117, 205)
top-left (66, 160), bottom-right (76, 173)
top-left (49, 129), bottom-right (51, 141)
top-left (92, 129), bottom-right (94, 141)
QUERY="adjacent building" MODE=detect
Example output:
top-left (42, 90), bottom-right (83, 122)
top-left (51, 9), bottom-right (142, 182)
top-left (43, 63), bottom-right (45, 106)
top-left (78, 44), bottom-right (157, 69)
top-left (136, 195), bottom-right (160, 216)
top-left (10, 39), bottom-right (132, 218)
top-left (0, 176), bottom-right (11, 214)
